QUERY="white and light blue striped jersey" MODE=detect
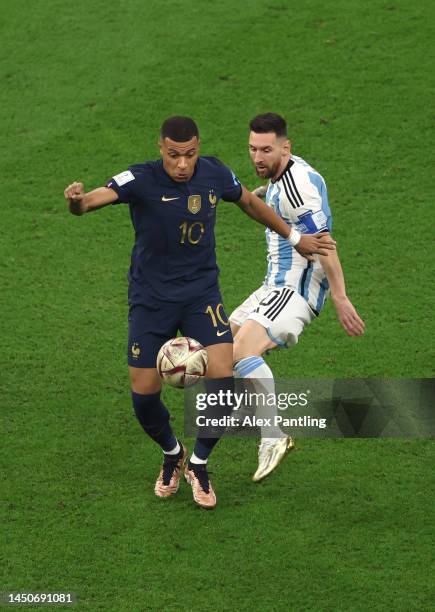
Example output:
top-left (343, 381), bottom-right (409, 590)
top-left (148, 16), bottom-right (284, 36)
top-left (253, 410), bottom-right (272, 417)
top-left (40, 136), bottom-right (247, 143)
top-left (264, 155), bottom-right (332, 315)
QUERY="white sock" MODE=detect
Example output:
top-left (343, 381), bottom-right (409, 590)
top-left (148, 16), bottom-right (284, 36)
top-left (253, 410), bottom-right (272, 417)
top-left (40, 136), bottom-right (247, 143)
top-left (234, 356), bottom-right (286, 440)
top-left (163, 441), bottom-right (180, 455)
top-left (190, 452), bottom-right (207, 465)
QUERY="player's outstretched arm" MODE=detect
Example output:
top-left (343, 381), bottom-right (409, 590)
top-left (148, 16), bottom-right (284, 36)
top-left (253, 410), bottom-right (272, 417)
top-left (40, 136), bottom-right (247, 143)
top-left (237, 186), bottom-right (336, 258)
top-left (319, 250), bottom-right (365, 336)
top-left (64, 182), bottom-right (118, 216)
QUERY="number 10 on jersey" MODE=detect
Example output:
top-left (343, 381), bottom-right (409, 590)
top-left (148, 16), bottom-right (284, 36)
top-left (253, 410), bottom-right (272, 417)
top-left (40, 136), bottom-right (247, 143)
top-left (179, 221), bottom-right (204, 245)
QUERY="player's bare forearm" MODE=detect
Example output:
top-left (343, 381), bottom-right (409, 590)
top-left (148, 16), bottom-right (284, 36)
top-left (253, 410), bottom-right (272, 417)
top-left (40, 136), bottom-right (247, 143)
top-left (237, 187), bottom-right (291, 237)
top-left (64, 182), bottom-right (118, 216)
top-left (319, 250), bottom-right (365, 336)
top-left (237, 186), bottom-right (336, 257)
top-left (319, 250), bottom-right (346, 301)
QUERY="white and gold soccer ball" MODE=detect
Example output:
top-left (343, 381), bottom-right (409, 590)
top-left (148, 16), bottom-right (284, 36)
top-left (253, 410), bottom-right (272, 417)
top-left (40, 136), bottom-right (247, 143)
top-left (156, 336), bottom-right (208, 388)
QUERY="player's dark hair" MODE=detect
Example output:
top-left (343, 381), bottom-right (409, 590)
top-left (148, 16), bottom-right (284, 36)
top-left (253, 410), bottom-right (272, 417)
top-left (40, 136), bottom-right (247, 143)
top-left (160, 116), bottom-right (199, 142)
top-left (249, 113), bottom-right (287, 137)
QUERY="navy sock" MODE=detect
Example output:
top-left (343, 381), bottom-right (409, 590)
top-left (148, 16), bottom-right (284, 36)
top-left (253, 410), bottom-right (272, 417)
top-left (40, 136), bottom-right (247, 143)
top-left (193, 377), bottom-right (234, 461)
top-left (193, 438), bottom-right (220, 461)
top-left (132, 391), bottom-right (177, 452)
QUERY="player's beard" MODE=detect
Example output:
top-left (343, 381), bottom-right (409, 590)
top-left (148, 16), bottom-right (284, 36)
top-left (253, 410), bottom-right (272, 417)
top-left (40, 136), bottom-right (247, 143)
top-left (255, 160), bottom-right (281, 179)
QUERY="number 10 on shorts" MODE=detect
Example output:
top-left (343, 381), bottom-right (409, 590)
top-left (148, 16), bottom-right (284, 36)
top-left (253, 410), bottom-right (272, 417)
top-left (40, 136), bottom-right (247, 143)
top-left (205, 304), bottom-right (229, 327)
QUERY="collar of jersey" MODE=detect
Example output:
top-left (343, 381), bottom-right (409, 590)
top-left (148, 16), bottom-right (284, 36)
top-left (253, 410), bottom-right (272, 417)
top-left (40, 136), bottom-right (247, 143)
top-left (271, 158), bottom-right (294, 184)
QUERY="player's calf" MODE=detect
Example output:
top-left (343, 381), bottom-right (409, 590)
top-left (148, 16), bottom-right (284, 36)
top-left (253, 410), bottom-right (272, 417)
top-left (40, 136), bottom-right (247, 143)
top-left (131, 391), bottom-right (178, 451)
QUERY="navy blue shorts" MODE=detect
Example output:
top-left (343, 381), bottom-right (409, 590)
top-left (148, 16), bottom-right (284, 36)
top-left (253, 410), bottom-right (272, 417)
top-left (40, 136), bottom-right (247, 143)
top-left (128, 297), bottom-right (233, 368)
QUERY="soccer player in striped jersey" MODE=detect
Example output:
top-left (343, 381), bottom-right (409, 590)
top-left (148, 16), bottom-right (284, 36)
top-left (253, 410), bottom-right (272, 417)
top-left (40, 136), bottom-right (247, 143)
top-left (230, 113), bottom-right (365, 482)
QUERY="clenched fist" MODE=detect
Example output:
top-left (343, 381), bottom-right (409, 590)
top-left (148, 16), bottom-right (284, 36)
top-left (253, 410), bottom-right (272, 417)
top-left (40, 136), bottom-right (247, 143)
top-left (64, 181), bottom-right (86, 215)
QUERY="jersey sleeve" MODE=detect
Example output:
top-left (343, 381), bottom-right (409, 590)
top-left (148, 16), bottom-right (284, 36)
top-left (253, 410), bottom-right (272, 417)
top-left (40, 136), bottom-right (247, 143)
top-left (220, 163), bottom-right (243, 203)
top-left (106, 169), bottom-right (137, 204)
top-left (288, 170), bottom-right (332, 233)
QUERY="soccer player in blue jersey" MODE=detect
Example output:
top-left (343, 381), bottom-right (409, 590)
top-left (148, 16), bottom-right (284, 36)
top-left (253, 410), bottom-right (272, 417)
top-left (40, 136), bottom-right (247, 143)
top-left (230, 113), bottom-right (365, 482)
top-left (64, 116), bottom-right (336, 509)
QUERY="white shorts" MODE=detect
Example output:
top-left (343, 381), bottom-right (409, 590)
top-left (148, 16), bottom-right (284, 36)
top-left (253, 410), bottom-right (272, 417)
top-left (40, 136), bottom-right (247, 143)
top-left (230, 285), bottom-right (315, 347)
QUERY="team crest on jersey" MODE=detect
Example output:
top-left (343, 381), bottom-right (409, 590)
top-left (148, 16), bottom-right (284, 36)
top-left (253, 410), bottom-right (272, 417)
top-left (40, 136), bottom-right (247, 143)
top-left (188, 195), bottom-right (201, 214)
top-left (209, 190), bottom-right (217, 207)
top-left (131, 342), bottom-right (141, 359)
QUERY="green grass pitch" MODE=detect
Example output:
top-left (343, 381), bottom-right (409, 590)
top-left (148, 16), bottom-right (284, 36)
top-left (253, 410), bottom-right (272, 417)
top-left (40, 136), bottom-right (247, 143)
top-left (1, 0), bottom-right (434, 610)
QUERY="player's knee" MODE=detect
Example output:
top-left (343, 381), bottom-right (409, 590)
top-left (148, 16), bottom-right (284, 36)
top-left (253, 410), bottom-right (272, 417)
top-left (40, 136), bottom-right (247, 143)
top-left (206, 343), bottom-right (234, 378)
top-left (129, 367), bottom-right (161, 394)
top-left (232, 322), bottom-right (275, 363)
top-left (131, 380), bottom-right (160, 394)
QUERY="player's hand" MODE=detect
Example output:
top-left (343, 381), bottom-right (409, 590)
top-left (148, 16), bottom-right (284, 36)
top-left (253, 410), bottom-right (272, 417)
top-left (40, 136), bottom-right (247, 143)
top-left (64, 181), bottom-right (86, 215)
top-left (252, 185), bottom-right (267, 199)
top-left (333, 296), bottom-right (365, 336)
top-left (295, 233), bottom-right (336, 260)
top-left (64, 181), bottom-right (85, 201)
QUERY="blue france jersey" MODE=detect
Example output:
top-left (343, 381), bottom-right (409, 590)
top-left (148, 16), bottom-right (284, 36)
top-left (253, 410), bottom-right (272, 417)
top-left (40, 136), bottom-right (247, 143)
top-left (106, 157), bottom-right (242, 305)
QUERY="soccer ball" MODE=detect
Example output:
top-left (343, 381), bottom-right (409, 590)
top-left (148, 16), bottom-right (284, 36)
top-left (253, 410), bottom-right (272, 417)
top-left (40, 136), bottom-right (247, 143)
top-left (156, 336), bottom-right (208, 388)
